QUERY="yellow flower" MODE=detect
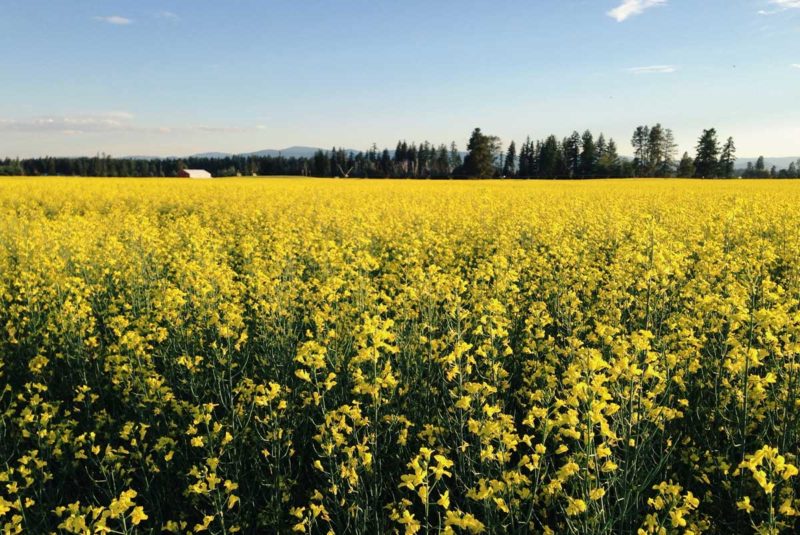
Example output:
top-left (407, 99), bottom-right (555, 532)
top-left (589, 487), bottom-right (606, 501)
top-left (130, 506), bottom-right (148, 525)
top-left (566, 498), bottom-right (587, 516)
top-left (295, 369), bottom-right (312, 383)
top-left (397, 510), bottom-right (421, 535)
top-left (437, 490), bottom-right (450, 510)
top-left (783, 463), bottom-right (799, 480)
top-left (737, 496), bottom-right (754, 513)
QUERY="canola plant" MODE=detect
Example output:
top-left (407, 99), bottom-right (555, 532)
top-left (0, 177), bottom-right (799, 534)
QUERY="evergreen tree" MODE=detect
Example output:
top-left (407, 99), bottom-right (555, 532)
top-left (449, 142), bottom-right (462, 173)
top-left (630, 123), bottom-right (677, 177)
top-left (645, 124), bottom-right (665, 176)
top-left (718, 137), bottom-right (736, 178)
top-left (519, 137), bottom-right (537, 178)
top-left (539, 136), bottom-right (560, 178)
top-left (503, 141), bottom-right (517, 178)
top-left (677, 152), bottom-right (695, 178)
top-left (579, 130), bottom-right (597, 178)
top-left (694, 128), bottom-right (720, 178)
top-left (655, 127), bottom-right (677, 177)
top-left (518, 138), bottom-right (531, 178)
top-left (462, 128), bottom-right (500, 178)
top-left (564, 131), bottom-right (581, 178)
top-left (631, 126), bottom-right (650, 176)
top-left (598, 138), bottom-right (620, 178)
top-left (433, 144), bottom-right (450, 178)
top-left (311, 149), bottom-right (329, 177)
top-left (380, 149), bottom-right (392, 177)
top-left (595, 132), bottom-right (608, 168)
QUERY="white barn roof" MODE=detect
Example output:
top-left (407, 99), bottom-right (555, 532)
top-left (181, 169), bottom-right (213, 179)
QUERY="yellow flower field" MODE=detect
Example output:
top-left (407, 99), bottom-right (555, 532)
top-left (1, 177), bottom-right (799, 534)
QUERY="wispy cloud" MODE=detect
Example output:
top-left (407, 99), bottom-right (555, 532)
top-left (94, 15), bottom-right (133, 25)
top-left (769, 0), bottom-right (800, 7)
top-left (627, 65), bottom-right (677, 74)
top-left (759, 0), bottom-right (800, 14)
top-left (0, 113), bottom-right (137, 134)
top-left (0, 113), bottom-right (263, 136)
top-left (156, 11), bottom-right (179, 21)
top-left (792, 63), bottom-right (800, 69)
top-left (608, 0), bottom-right (667, 22)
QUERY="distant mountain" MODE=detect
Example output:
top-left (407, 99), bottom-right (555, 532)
top-left (190, 152), bottom-right (232, 159)
top-left (187, 146), bottom-right (363, 159)
top-left (736, 156), bottom-right (799, 169)
top-left (124, 155), bottom-right (176, 160)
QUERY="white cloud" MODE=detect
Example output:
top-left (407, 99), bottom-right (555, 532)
top-left (0, 113), bottom-right (136, 134)
top-left (94, 15), bottom-right (133, 25)
top-left (792, 64), bottom-right (800, 69)
top-left (627, 65), bottom-right (677, 74)
top-left (156, 11), bottom-right (179, 20)
top-left (0, 113), bottom-right (263, 136)
top-left (608, 0), bottom-right (667, 22)
top-left (759, 0), bottom-right (800, 14)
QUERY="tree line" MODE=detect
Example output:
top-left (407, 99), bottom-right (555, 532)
top-left (1, 126), bottom-right (798, 178)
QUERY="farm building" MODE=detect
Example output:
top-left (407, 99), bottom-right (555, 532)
top-left (178, 169), bottom-right (213, 179)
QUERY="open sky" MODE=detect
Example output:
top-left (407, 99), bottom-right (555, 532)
top-left (1, 0), bottom-right (798, 158)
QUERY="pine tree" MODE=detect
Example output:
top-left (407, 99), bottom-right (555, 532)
top-left (598, 138), bottom-right (620, 178)
top-left (646, 124), bottom-right (664, 177)
top-left (657, 128), bottom-right (677, 177)
top-left (539, 136), bottom-right (560, 178)
top-left (518, 138), bottom-right (531, 178)
top-left (596, 134), bottom-right (608, 160)
top-left (449, 142), bottom-right (462, 174)
top-left (694, 128), bottom-right (720, 178)
top-left (630, 123), bottom-right (677, 177)
top-left (462, 128), bottom-right (500, 178)
top-left (380, 149), bottom-right (392, 177)
top-left (677, 152), bottom-right (695, 178)
top-left (755, 156), bottom-right (766, 177)
top-left (579, 130), bottom-right (597, 178)
top-left (631, 126), bottom-right (650, 176)
top-left (503, 141), bottom-right (517, 178)
top-left (718, 137), bottom-right (736, 178)
top-left (564, 131), bottom-right (581, 178)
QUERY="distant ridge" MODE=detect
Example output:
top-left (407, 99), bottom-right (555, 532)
top-left (190, 146), bottom-right (362, 159)
top-left (736, 156), bottom-right (799, 169)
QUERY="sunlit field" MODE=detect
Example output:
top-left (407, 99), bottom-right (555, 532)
top-left (1, 177), bottom-right (799, 534)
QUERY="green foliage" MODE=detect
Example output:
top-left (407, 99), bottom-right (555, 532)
top-left (695, 128), bottom-right (721, 178)
top-left (462, 128), bottom-right (501, 178)
top-left (677, 152), bottom-right (695, 178)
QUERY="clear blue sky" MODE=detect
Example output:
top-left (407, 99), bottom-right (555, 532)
top-left (1, 0), bottom-right (798, 158)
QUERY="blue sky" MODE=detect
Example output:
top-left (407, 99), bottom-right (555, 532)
top-left (1, 0), bottom-right (798, 158)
